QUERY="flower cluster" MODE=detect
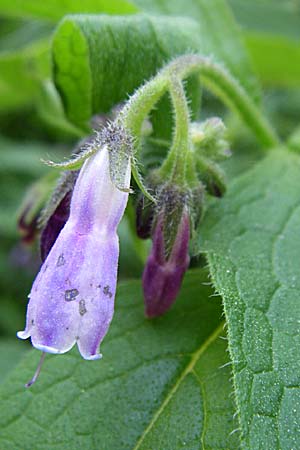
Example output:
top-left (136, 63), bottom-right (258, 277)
top-left (17, 58), bottom-right (231, 386)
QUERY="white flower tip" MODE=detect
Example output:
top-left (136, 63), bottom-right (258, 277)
top-left (17, 330), bottom-right (30, 340)
top-left (33, 343), bottom-right (67, 355)
top-left (83, 352), bottom-right (102, 361)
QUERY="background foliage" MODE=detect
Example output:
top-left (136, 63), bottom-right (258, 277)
top-left (0, 0), bottom-right (299, 449)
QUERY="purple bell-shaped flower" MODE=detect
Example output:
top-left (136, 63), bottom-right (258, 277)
top-left (18, 145), bottom-right (130, 361)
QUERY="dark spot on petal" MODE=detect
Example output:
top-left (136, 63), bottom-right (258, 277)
top-left (65, 288), bottom-right (79, 302)
top-left (75, 336), bottom-right (80, 340)
top-left (43, 264), bottom-right (48, 273)
top-left (103, 285), bottom-right (113, 298)
top-left (66, 327), bottom-right (69, 330)
top-left (31, 319), bottom-right (35, 325)
top-left (57, 254), bottom-right (65, 267)
top-left (79, 299), bottom-right (87, 316)
top-left (97, 284), bottom-right (102, 289)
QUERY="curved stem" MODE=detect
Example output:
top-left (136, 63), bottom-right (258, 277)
top-left (118, 54), bottom-right (280, 202)
top-left (159, 77), bottom-right (191, 184)
top-left (163, 55), bottom-right (279, 149)
top-left (120, 54), bottom-right (279, 151)
top-left (120, 75), bottom-right (169, 137)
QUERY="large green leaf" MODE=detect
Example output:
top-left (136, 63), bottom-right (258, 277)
top-left (52, 5), bottom-right (261, 129)
top-left (201, 149), bottom-right (300, 449)
top-left (52, 14), bottom-right (204, 129)
top-left (0, 340), bottom-right (29, 383)
top-left (0, 270), bottom-right (239, 449)
top-left (0, 0), bottom-right (137, 21)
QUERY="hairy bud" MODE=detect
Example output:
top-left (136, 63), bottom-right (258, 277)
top-left (143, 210), bottom-right (190, 317)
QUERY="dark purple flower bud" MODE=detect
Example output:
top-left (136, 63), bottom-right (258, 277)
top-left (143, 211), bottom-right (190, 318)
top-left (40, 191), bottom-right (71, 262)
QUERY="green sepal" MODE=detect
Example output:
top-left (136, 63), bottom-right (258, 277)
top-left (41, 137), bottom-right (99, 170)
top-left (131, 160), bottom-right (157, 204)
top-left (156, 183), bottom-right (190, 259)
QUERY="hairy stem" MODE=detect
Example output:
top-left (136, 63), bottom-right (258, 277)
top-left (159, 77), bottom-right (191, 185)
top-left (164, 55), bottom-right (279, 149)
top-left (121, 54), bottom-right (279, 151)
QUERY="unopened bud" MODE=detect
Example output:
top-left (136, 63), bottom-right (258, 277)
top-left (40, 191), bottom-right (72, 261)
top-left (143, 209), bottom-right (190, 318)
top-left (191, 118), bottom-right (230, 161)
top-left (135, 195), bottom-right (155, 239)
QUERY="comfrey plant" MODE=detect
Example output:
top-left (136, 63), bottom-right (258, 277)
top-left (18, 55), bottom-right (277, 386)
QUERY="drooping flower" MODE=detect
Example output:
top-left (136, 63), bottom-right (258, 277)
top-left (143, 208), bottom-right (190, 318)
top-left (18, 144), bottom-right (131, 361)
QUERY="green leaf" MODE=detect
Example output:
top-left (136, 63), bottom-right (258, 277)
top-left (0, 340), bottom-right (29, 383)
top-left (52, 7), bottom-right (261, 129)
top-left (52, 14), bottom-right (203, 129)
top-left (0, 0), bottom-right (138, 21)
top-left (201, 149), bottom-right (300, 449)
top-left (0, 270), bottom-right (239, 449)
